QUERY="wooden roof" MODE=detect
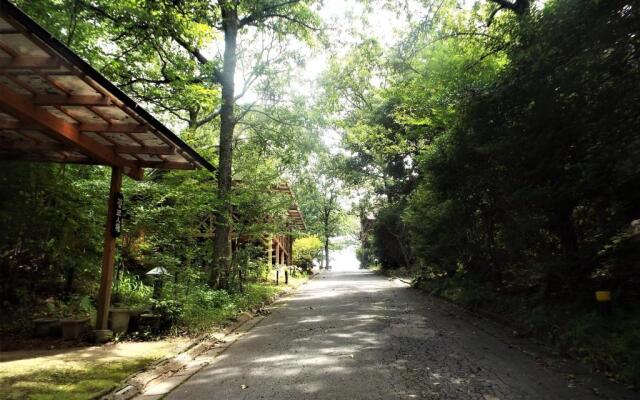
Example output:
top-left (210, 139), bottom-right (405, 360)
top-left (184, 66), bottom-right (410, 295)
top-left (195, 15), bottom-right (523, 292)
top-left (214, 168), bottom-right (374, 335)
top-left (273, 183), bottom-right (306, 230)
top-left (0, 1), bottom-right (214, 180)
top-left (287, 205), bottom-right (306, 231)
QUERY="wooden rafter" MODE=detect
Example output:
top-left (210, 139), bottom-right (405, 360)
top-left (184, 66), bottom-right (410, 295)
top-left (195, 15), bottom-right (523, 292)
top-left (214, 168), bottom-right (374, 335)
top-left (0, 82), bottom-right (143, 179)
top-left (33, 94), bottom-right (111, 106)
top-left (0, 55), bottom-right (59, 69)
top-left (0, 1), bottom-right (214, 173)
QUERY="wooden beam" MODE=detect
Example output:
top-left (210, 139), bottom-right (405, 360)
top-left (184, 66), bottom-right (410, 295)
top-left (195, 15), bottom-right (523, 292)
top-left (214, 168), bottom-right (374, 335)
top-left (0, 39), bottom-right (18, 56)
top-left (96, 166), bottom-right (122, 331)
top-left (0, 139), bottom-right (64, 152)
top-left (78, 123), bottom-right (148, 133)
top-left (0, 82), bottom-right (143, 180)
top-left (136, 160), bottom-right (196, 170)
top-left (88, 106), bottom-right (151, 154)
top-left (0, 152), bottom-right (95, 165)
top-left (0, 120), bottom-right (19, 129)
top-left (115, 145), bottom-right (175, 155)
top-left (33, 94), bottom-right (111, 106)
top-left (0, 55), bottom-right (59, 69)
top-left (39, 72), bottom-right (72, 95)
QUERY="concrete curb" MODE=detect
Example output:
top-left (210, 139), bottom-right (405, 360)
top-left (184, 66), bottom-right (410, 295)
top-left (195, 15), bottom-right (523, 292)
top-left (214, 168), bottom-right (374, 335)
top-left (100, 273), bottom-right (317, 400)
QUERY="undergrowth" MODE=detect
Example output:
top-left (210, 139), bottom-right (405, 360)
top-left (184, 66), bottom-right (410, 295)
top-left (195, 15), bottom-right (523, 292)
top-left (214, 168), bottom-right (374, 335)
top-left (415, 275), bottom-right (640, 387)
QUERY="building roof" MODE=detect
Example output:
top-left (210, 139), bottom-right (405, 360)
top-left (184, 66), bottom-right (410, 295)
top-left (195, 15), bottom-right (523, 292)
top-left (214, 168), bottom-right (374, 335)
top-left (273, 183), bottom-right (306, 230)
top-left (0, 1), bottom-right (214, 180)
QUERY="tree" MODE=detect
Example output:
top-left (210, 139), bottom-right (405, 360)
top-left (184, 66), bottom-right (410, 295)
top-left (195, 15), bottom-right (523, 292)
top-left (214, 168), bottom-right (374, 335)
top-left (294, 153), bottom-right (350, 269)
top-left (488, 0), bottom-right (530, 24)
top-left (16, 0), bottom-right (321, 288)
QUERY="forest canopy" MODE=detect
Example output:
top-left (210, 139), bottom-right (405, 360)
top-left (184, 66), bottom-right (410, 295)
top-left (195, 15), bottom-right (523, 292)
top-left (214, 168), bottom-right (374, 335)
top-left (1, 0), bottom-right (639, 387)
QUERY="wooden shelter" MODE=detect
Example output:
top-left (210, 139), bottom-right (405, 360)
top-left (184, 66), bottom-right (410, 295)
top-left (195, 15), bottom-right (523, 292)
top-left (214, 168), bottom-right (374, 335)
top-left (0, 2), bottom-right (215, 331)
top-left (266, 183), bottom-right (306, 267)
top-left (194, 182), bottom-right (306, 267)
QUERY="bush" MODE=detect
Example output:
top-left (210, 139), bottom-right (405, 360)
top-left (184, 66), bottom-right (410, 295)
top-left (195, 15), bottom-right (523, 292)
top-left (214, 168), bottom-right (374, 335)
top-left (293, 236), bottom-right (323, 272)
top-left (372, 202), bottom-right (413, 270)
top-left (178, 283), bottom-right (235, 332)
top-left (112, 272), bottom-right (153, 309)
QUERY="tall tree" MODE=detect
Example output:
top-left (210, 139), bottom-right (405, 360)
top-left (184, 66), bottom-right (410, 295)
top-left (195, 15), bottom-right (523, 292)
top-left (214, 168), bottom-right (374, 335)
top-left (168, 1), bottom-right (321, 288)
top-left (16, 0), bottom-right (321, 288)
top-left (295, 154), bottom-right (349, 269)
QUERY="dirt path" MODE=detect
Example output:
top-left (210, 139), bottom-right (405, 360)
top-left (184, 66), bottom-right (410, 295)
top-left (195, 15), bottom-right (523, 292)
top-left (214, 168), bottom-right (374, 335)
top-left (165, 270), bottom-right (635, 400)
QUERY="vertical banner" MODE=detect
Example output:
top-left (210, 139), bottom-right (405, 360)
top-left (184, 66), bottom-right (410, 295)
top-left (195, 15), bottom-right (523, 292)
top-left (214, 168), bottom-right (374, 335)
top-left (111, 192), bottom-right (124, 237)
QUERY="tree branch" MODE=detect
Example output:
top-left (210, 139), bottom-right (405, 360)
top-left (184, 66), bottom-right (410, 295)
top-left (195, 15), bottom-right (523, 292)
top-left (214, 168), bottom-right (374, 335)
top-left (195, 108), bottom-right (222, 128)
top-left (239, 0), bottom-right (301, 27)
top-left (258, 14), bottom-right (321, 32)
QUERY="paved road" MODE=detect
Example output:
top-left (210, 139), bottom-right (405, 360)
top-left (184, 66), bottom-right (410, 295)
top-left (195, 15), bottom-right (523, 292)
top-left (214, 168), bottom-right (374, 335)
top-left (167, 270), bottom-right (633, 400)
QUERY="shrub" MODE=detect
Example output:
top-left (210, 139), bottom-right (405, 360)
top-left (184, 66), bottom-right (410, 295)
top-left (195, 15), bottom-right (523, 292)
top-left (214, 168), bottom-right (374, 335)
top-left (112, 272), bottom-right (153, 309)
top-left (293, 236), bottom-right (323, 272)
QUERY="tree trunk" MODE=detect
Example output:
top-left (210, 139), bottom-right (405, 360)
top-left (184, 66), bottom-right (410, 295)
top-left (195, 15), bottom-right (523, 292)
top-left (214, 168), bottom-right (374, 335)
top-left (324, 238), bottom-right (330, 270)
top-left (211, 4), bottom-right (238, 289)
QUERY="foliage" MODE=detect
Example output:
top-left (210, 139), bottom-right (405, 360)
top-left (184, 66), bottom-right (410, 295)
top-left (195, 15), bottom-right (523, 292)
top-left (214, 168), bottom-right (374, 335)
top-left (112, 272), bottom-right (153, 309)
top-left (292, 236), bottom-right (323, 271)
top-left (295, 153), bottom-right (353, 268)
top-left (371, 201), bottom-right (414, 270)
top-left (0, 340), bottom-right (186, 400)
top-left (178, 285), bottom-right (234, 333)
top-left (321, 0), bottom-right (640, 385)
top-left (0, 358), bottom-right (156, 400)
top-left (6, 0), bottom-right (638, 389)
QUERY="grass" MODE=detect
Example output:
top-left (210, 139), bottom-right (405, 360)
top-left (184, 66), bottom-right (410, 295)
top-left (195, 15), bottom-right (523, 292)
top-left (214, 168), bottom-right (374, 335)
top-left (1, 359), bottom-right (153, 400)
top-left (0, 340), bottom-right (186, 400)
top-left (0, 273), bottom-right (310, 400)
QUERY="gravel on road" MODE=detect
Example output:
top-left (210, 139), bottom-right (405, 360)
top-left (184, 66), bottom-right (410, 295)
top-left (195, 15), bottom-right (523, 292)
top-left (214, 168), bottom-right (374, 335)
top-left (166, 270), bottom-right (635, 400)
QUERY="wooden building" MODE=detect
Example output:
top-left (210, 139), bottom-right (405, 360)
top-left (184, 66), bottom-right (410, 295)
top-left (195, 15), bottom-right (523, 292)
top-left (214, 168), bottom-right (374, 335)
top-left (195, 182), bottom-right (306, 268)
top-left (0, 2), bottom-right (215, 332)
top-left (266, 183), bottom-right (305, 267)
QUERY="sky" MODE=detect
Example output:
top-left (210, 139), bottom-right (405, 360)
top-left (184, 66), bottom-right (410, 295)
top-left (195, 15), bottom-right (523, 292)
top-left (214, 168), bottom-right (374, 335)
top-left (330, 244), bottom-right (361, 270)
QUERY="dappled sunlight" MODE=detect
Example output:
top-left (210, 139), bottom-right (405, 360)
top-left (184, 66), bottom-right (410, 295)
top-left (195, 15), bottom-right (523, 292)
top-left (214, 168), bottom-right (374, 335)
top-left (297, 316), bottom-right (326, 323)
top-left (0, 338), bottom-right (189, 367)
top-left (165, 269), bottom-right (598, 400)
top-left (167, 270), bottom-right (441, 399)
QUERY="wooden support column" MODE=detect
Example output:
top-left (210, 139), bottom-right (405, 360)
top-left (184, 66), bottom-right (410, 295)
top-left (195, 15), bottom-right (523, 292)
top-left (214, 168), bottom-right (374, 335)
top-left (278, 244), bottom-right (282, 266)
top-left (282, 236), bottom-right (286, 265)
top-left (287, 236), bottom-right (292, 265)
top-left (275, 239), bottom-right (280, 267)
top-left (96, 167), bottom-right (122, 330)
top-left (266, 235), bottom-right (273, 267)
top-left (290, 236), bottom-right (295, 265)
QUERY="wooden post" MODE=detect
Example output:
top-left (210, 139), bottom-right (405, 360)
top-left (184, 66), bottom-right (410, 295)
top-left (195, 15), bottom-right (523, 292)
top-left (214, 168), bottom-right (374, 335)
top-left (96, 167), bottom-right (122, 330)
top-left (266, 235), bottom-right (273, 267)
top-left (275, 239), bottom-right (280, 268)
top-left (290, 236), bottom-right (294, 266)
top-left (280, 236), bottom-right (285, 265)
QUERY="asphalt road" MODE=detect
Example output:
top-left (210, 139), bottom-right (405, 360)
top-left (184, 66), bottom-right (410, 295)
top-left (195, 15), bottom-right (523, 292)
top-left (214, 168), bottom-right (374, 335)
top-left (166, 270), bottom-right (634, 400)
